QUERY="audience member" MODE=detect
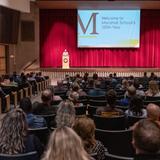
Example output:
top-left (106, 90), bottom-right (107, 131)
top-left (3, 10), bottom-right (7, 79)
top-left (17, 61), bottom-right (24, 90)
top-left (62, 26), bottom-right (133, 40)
top-left (73, 116), bottom-right (106, 160)
top-left (119, 85), bottom-right (136, 106)
top-left (54, 80), bottom-right (67, 93)
top-left (125, 96), bottom-right (147, 118)
top-left (146, 103), bottom-right (160, 126)
top-left (47, 85), bottom-right (62, 101)
top-left (56, 100), bottom-right (76, 128)
top-left (134, 80), bottom-right (145, 97)
top-left (42, 126), bottom-right (91, 160)
top-left (96, 89), bottom-right (124, 117)
top-left (0, 109), bottom-right (44, 157)
top-left (88, 81), bottom-right (105, 96)
top-left (33, 89), bottom-right (57, 115)
top-left (20, 97), bottom-right (46, 128)
top-left (145, 80), bottom-right (160, 97)
top-left (68, 91), bottom-right (83, 107)
top-left (132, 119), bottom-right (160, 159)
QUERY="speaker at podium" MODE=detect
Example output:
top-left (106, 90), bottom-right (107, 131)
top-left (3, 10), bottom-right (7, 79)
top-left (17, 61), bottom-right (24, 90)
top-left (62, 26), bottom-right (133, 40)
top-left (62, 49), bottom-right (70, 69)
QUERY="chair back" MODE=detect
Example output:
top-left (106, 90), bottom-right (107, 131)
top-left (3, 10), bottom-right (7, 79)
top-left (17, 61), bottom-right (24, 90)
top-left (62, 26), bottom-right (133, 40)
top-left (95, 129), bottom-right (134, 157)
top-left (36, 114), bottom-right (56, 128)
top-left (93, 115), bottom-right (126, 130)
top-left (54, 91), bottom-right (67, 100)
top-left (105, 152), bottom-right (133, 160)
top-left (89, 100), bottom-right (107, 106)
top-left (88, 106), bottom-right (98, 118)
top-left (127, 115), bottom-right (145, 128)
top-left (0, 151), bottom-right (39, 160)
top-left (28, 127), bottom-right (49, 145)
top-left (75, 106), bottom-right (87, 115)
top-left (89, 96), bottom-right (106, 100)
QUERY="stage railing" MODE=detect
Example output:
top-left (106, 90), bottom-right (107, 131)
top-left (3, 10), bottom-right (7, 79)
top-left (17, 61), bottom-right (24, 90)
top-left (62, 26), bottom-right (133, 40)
top-left (41, 68), bottom-right (160, 79)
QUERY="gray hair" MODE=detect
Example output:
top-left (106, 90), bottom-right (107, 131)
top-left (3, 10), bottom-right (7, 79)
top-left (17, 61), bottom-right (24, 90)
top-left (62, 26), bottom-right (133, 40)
top-left (56, 100), bottom-right (76, 128)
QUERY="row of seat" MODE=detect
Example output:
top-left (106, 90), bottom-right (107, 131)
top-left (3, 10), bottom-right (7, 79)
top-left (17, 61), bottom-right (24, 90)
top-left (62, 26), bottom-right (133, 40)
top-left (0, 79), bottom-right (50, 114)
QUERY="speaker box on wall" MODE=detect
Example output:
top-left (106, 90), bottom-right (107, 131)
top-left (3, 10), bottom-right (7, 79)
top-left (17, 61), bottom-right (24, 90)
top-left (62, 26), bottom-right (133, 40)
top-left (21, 21), bottom-right (35, 41)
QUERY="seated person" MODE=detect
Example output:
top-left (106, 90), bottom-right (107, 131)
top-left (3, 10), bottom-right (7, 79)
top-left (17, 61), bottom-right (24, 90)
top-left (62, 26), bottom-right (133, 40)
top-left (56, 100), bottom-right (75, 128)
top-left (125, 96), bottom-right (147, 118)
top-left (33, 89), bottom-right (57, 115)
top-left (20, 97), bottom-right (46, 128)
top-left (68, 91), bottom-right (83, 107)
top-left (119, 85), bottom-right (136, 106)
top-left (73, 116), bottom-right (106, 160)
top-left (54, 80), bottom-right (67, 93)
top-left (67, 83), bottom-right (87, 97)
top-left (147, 103), bottom-right (160, 126)
top-left (88, 81), bottom-right (105, 97)
top-left (0, 109), bottom-right (44, 157)
top-left (133, 80), bottom-right (145, 97)
top-left (47, 85), bottom-right (62, 101)
top-left (145, 80), bottom-right (160, 97)
top-left (42, 126), bottom-right (91, 160)
top-left (96, 89), bottom-right (124, 117)
top-left (132, 119), bottom-right (160, 160)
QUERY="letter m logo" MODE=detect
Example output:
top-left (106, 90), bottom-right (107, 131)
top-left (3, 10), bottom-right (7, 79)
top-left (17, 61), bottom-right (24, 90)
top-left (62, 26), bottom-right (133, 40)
top-left (78, 12), bottom-right (99, 34)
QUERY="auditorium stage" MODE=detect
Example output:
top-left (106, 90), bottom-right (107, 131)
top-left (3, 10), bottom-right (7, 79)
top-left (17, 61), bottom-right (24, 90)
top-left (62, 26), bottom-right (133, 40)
top-left (41, 67), bottom-right (160, 79)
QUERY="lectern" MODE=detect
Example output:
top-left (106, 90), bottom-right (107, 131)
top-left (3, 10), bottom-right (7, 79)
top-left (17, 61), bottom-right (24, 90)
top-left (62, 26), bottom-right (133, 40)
top-left (62, 49), bottom-right (69, 69)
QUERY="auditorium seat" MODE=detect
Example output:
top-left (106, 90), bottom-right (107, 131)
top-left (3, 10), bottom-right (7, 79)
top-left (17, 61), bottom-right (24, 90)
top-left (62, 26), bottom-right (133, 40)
top-left (87, 106), bottom-right (97, 118)
top-left (0, 97), bottom-right (2, 113)
top-left (93, 115), bottom-right (126, 130)
top-left (0, 151), bottom-right (39, 160)
top-left (54, 91), bottom-right (67, 100)
top-left (127, 115), bottom-right (145, 128)
top-left (75, 105), bottom-right (87, 115)
top-left (88, 95), bottom-right (106, 100)
top-left (95, 128), bottom-right (134, 157)
top-left (35, 114), bottom-right (56, 128)
top-left (28, 127), bottom-right (50, 145)
top-left (105, 152), bottom-right (133, 160)
top-left (89, 100), bottom-right (107, 106)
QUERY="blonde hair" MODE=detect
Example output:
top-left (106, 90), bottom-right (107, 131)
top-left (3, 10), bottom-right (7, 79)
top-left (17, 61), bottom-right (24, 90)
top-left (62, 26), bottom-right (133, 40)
top-left (42, 127), bottom-right (90, 160)
top-left (148, 80), bottom-right (160, 96)
top-left (73, 116), bottom-right (96, 152)
top-left (0, 108), bottom-right (27, 154)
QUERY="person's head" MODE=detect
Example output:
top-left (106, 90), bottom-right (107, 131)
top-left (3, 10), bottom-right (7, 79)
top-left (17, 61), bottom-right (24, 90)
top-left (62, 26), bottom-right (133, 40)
top-left (134, 80), bottom-right (140, 89)
top-left (69, 91), bottom-right (79, 105)
top-left (43, 127), bottom-right (90, 160)
top-left (122, 79), bottom-right (129, 89)
top-left (95, 81), bottom-right (101, 88)
top-left (129, 96), bottom-right (144, 115)
top-left (148, 80), bottom-right (159, 95)
top-left (56, 100), bottom-right (76, 128)
top-left (72, 83), bottom-right (80, 92)
top-left (144, 72), bottom-right (147, 77)
top-left (106, 89), bottom-right (117, 107)
top-left (93, 73), bottom-right (98, 80)
top-left (127, 86), bottom-right (136, 97)
top-left (20, 97), bottom-right (32, 114)
top-left (113, 73), bottom-right (117, 77)
top-left (57, 80), bottom-right (63, 87)
top-left (41, 89), bottom-right (53, 104)
top-left (73, 116), bottom-right (96, 152)
top-left (147, 103), bottom-right (160, 121)
top-left (0, 108), bottom-right (27, 154)
top-left (132, 119), bottom-right (160, 154)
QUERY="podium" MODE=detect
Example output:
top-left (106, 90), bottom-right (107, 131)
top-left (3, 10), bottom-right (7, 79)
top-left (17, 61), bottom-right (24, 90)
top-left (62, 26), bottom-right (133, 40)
top-left (62, 49), bottom-right (69, 69)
